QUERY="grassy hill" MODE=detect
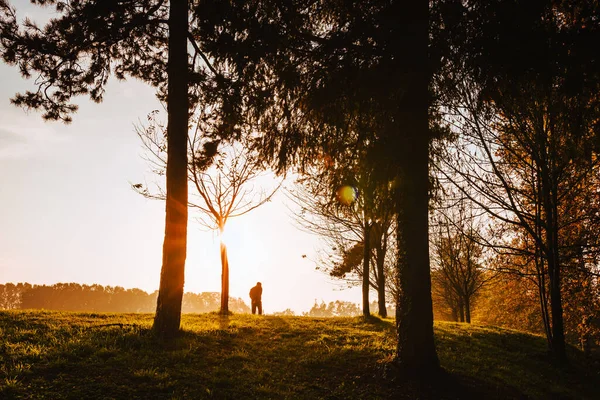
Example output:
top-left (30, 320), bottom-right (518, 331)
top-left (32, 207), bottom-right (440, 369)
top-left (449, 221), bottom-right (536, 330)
top-left (0, 311), bottom-right (598, 399)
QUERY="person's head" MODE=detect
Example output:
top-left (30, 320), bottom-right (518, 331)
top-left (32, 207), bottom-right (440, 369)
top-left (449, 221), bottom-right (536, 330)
top-left (256, 282), bottom-right (261, 287)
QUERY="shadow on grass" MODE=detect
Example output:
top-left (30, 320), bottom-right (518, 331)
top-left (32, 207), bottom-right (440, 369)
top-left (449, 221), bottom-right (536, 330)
top-left (435, 322), bottom-right (600, 399)
top-left (2, 313), bottom-right (599, 399)
top-left (378, 363), bottom-right (528, 400)
top-left (355, 314), bottom-right (396, 330)
top-left (1, 314), bottom-right (401, 399)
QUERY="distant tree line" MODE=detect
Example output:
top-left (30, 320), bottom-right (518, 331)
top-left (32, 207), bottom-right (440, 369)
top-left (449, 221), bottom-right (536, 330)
top-left (289, 301), bottom-right (396, 318)
top-left (0, 283), bottom-right (250, 314)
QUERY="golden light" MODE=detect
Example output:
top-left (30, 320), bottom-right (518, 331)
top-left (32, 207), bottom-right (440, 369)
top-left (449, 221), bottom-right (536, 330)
top-left (336, 185), bottom-right (358, 205)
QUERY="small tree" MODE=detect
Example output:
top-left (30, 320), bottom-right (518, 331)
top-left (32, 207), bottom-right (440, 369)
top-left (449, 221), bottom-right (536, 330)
top-left (135, 114), bottom-right (280, 314)
top-left (430, 201), bottom-right (487, 323)
top-left (289, 164), bottom-right (395, 317)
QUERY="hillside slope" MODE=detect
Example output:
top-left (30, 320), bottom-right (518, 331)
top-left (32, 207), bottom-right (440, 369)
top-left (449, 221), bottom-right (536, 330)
top-left (0, 311), bottom-right (598, 399)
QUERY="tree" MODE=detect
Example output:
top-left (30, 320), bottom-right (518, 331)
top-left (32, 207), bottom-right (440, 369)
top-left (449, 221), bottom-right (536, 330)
top-left (272, 308), bottom-right (295, 316)
top-left (3, 282), bottom-right (253, 313)
top-left (0, 283), bottom-right (30, 310)
top-left (153, 0), bottom-right (189, 338)
top-left (288, 161), bottom-right (395, 318)
top-left (436, 73), bottom-right (600, 361)
top-left (303, 300), bottom-right (362, 317)
top-left (193, 0), bottom-right (439, 373)
top-left (433, 0), bottom-right (600, 363)
top-left (135, 118), bottom-right (279, 314)
top-left (430, 200), bottom-right (487, 323)
top-left (0, 0), bottom-right (197, 337)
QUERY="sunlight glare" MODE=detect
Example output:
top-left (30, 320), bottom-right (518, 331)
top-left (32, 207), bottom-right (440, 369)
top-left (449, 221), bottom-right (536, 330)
top-left (219, 227), bottom-right (230, 244)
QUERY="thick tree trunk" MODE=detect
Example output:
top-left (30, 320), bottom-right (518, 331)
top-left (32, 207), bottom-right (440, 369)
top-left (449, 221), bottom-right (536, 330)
top-left (220, 235), bottom-right (230, 314)
top-left (458, 298), bottom-right (465, 322)
top-left (152, 0), bottom-right (189, 338)
top-left (393, 0), bottom-right (439, 375)
top-left (464, 296), bottom-right (471, 323)
top-left (362, 223), bottom-right (371, 317)
top-left (395, 136), bottom-right (439, 373)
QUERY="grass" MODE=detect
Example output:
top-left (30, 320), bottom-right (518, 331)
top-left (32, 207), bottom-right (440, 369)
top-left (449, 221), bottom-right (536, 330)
top-left (0, 311), bottom-right (598, 399)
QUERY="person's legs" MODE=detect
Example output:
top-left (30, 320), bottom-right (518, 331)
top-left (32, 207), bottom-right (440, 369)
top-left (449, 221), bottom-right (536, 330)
top-left (252, 301), bottom-right (257, 314)
top-left (258, 301), bottom-right (262, 315)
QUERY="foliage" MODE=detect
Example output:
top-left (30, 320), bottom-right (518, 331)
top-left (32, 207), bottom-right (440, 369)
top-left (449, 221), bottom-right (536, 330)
top-left (270, 308), bottom-right (295, 317)
top-left (0, 311), bottom-right (598, 399)
top-left (0, 0), bottom-right (170, 121)
top-left (473, 273), bottom-right (546, 335)
top-left (474, 270), bottom-right (600, 355)
top-left (433, 0), bottom-right (600, 363)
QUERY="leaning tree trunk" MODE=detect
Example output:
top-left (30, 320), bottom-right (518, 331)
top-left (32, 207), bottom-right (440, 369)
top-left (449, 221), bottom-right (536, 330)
top-left (152, 0), bottom-right (189, 338)
top-left (219, 227), bottom-right (230, 314)
top-left (393, 0), bottom-right (439, 375)
top-left (362, 222), bottom-right (371, 317)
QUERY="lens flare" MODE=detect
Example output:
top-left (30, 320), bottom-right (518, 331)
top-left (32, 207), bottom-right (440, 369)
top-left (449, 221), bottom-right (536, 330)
top-left (336, 185), bottom-right (358, 205)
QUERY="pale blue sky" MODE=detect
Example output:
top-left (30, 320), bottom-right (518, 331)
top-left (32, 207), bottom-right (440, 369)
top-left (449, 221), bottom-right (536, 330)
top-left (0, 0), bottom-right (364, 313)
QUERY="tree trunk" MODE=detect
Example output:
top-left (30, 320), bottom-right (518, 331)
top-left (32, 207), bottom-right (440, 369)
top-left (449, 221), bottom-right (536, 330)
top-left (458, 298), bottom-right (465, 322)
top-left (393, 0), bottom-right (439, 375)
top-left (541, 161), bottom-right (567, 363)
top-left (376, 249), bottom-right (387, 318)
top-left (547, 223), bottom-right (567, 363)
top-left (395, 138), bottom-right (439, 373)
top-left (362, 223), bottom-right (371, 317)
top-left (536, 259), bottom-right (553, 349)
top-left (534, 166), bottom-right (553, 349)
top-left (152, 0), bottom-right (189, 338)
top-left (451, 304), bottom-right (458, 322)
top-left (220, 230), bottom-right (230, 314)
top-left (464, 295), bottom-right (471, 323)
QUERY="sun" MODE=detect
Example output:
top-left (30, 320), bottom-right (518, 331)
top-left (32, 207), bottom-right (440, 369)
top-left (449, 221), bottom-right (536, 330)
top-left (218, 219), bottom-right (244, 247)
top-left (219, 226), bottom-right (231, 244)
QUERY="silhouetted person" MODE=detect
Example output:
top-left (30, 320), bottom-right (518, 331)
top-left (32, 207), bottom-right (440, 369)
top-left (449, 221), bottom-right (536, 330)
top-left (249, 282), bottom-right (262, 315)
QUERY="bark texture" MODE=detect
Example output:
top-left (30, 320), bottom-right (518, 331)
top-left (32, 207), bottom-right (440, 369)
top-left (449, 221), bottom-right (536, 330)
top-left (153, 0), bottom-right (189, 338)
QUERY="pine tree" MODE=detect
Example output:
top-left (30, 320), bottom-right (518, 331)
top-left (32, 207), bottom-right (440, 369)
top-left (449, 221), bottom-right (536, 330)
top-left (0, 0), bottom-right (189, 337)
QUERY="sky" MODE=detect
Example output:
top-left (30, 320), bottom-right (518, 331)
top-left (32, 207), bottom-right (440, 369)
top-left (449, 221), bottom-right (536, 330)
top-left (0, 1), bottom-right (367, 314)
